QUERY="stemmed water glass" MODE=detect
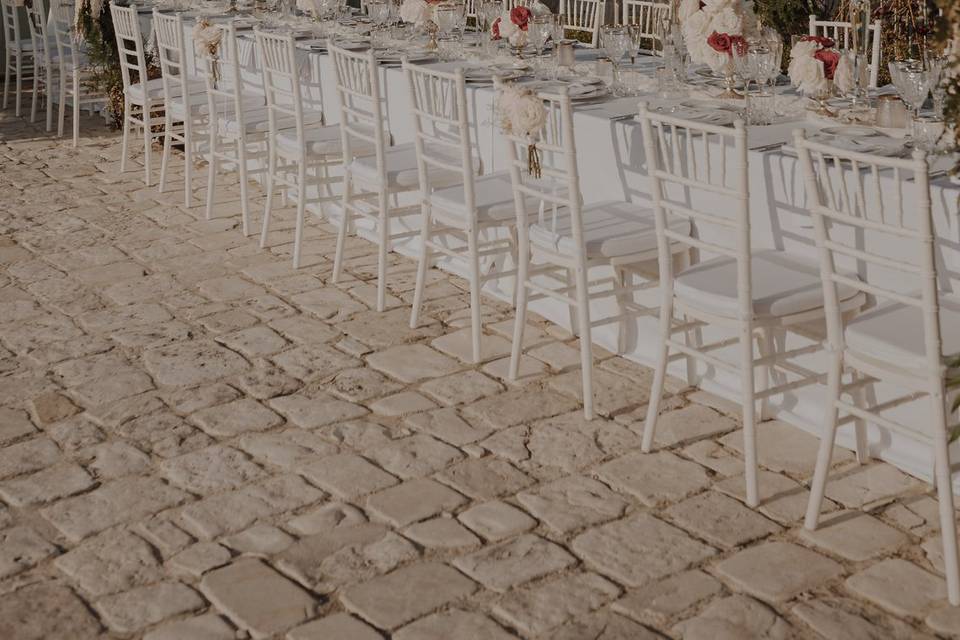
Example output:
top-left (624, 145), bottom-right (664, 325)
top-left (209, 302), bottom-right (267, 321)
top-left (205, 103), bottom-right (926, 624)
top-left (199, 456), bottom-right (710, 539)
top-left (434, 2), bottom-right (458, 36)
top-left (890, 60), bottom-right (933, 124)
top-left (600, 25), bottom-right (631, 95)
top-left (528, 14), bottom-right (552, 76)
top-left (479, 0), bottom-right (501, 55)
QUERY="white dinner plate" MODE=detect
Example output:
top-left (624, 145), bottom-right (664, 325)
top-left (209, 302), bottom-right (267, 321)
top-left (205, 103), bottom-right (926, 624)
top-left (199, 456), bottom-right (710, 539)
top-left (820, 125), bottom-right (882, 137)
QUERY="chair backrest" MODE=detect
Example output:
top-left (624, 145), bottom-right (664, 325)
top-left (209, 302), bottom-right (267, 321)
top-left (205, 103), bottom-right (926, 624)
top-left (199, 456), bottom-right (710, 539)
top-left (793, 131), bottom-right (942, 370)
top-left (496, 79), bottom-right (587, 258)
top-left (153, 10), bottom-right (192, 105)
top-left (254, 28), bottom-right (309, 158)
top-left (623, 0), bottom-right (669, 55)
top-left (329, 43), bottom-right (389, 167)
top-left (1, 0), bottom-right (24, 52)
top-left (24, 0), bottom-right (50, 66)
top-left (51, 0), bottom-right (82, 69)
top-left (808, 15), bottom-right (882, 88)
top-left (197, 22), bottom-right (251, 132)
top-left (637, 103), bottom-right (751, 318)
top-left (404, 62), bottom-right (476, 207)
top-left (559, 0), bottom-right (604, 47)
top-left (502, 0), bottom-right (534, 11)
top-left (110, 2), bottom-right (149, 94)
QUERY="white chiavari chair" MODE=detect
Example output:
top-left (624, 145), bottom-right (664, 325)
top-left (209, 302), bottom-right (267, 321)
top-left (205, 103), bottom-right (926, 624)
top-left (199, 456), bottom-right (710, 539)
top-left (558, 0), bottom-right (605, 48)
top-left (794, 131), bottom-right (960, 605)
top-left (154, 10), bottom-right (209, 207)
top-left (24, 0), bottom-right (52, 130)
top-left (255, 29), bottom-right (342, 267)
top-left (499, 81), bottom-right (687, 419)
top-left (502, 0), bottom-right (534, 11)
top-left (2, 0), bottom-right (34, 117)
top-left (636, 104), bottom-right (866, 507)
top-left (808, 15), bottom-right (882, 88)
top-left (51, 0), bottom-right (102, 145)
top-left (622, 0), bottom-right (669, 55)
top-left (330, 44), bottom-right (460, 312)
top-left (404, 63), bottom-right (516, 364)
top-left (111, 2), bottom-right (165, 184)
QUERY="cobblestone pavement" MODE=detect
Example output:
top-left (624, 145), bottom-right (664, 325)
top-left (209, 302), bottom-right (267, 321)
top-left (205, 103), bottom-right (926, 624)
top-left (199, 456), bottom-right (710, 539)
top-left (2, 111), bottom-right (960, 640)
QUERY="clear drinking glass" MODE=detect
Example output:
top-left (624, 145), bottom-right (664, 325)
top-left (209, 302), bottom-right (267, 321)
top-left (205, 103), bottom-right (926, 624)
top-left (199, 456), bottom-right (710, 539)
top-left (367, 0), bottom-right (389, 27)
top-left (891, 61), bottom-right (933, 123)
top-left (912, 115), bottom-right (946, 152)
top-left (600, 24), bottom-right (631, 95)
top-left (529, 15), bottom-right (552, 75)
top-left (434, 3), bottom-right (457, 36)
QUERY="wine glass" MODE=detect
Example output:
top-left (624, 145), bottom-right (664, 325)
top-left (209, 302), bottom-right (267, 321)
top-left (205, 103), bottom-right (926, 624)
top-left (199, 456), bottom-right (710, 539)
top-left (529, 14), bottom-right (552, 75)
top-left (891, 60), bottom-right (932, 123)
top-left (367, 0), bottom-right (390, 27)
top-left (600, 24), bottom-right (631, 95)
top-left (434, 2), bottom-right (457, 36)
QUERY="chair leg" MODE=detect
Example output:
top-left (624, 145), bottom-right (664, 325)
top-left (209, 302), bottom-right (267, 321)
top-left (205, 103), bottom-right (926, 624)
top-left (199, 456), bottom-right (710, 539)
top-left (566, 267), bottom-right (579, 337)
top-left (508, 229), bottom-right (530, 381)
top-left (237, 141), bottom-right (251, 237)
top-left (71, 71), bottom-right (79, 146)
top-left (159, 111), bottom-right (172, 192)
top-left (755, 327), bottom-right (774, 420)
top-left (292, 162), bottom-right (307, 269)
top-left (509, 227), bottom-right (520, 308)
top-left (614, 267), bottom-right (629, 355)
top-left (2, 50), bottom-right (9, 109)
top-left (851, 371), bottom-right (870, 464)
top-left (205, 133), bottom-right (217, 221)
top-left (183, 121), bottom-right (193, 208)
top-left (467, 224), bottom-right (483, 364)
top-left (804, 349), bottom-right (844, 529)
top-left (641, 298), bottom-right (673, 452)
top-left (931, 392), bottom-right (960, 606)
top-left (120, 101), bottom-right (131, 173)
top-left (740, 322), bottom-right (759, 507)
top-left (259, 146), bottom-right (277, 249)
top-left (57, 71), bottom-right (66, 137)
top-left (409, 200), bottom-right (432, 330)
top-left (375, 188), bottom-right (389, 312)
top-left (143, 107), bottom-right (153, 186)
top-left (574, 264), bottom-right (594, 420)
top-left (45, 67), bottom-right (52, 132)
top-left (15, 53), bottom-right (22, 117)
top-left (30, 61), bottom-right (38, 123)
top-left (332, 173), bottom-right (352, 283)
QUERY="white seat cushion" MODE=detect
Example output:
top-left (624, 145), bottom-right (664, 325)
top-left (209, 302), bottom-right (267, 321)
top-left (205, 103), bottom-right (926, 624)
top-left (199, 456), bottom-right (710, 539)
top-left (276, 124), bottom-right (343, 158)
top-left (845, 296), bottom-right (960, 369)
top-left (171, 90), bottom-right (261, 120)
top-left (349, 142), bottom-right (463, 191)
top-left (529, 201), bottom-right (687, 259)
top-left (429, 172), bottom-right (517, 225)
top-left (127, 77), bottom-right (205, 104)
top-left (674, 250), bottom-right (860, 319)
top-left (222, 107), bottom-right (324, 135)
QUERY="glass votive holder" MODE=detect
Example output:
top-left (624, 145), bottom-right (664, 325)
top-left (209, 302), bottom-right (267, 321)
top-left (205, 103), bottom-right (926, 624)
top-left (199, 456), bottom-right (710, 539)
top-left (912, 116), bottom-right (946, 153)
top-left (437, 35), bottom-right (462, 61)
top-left (746, 90), bottom-right (775, 125)
top-left (875, 94), bottom-right (907, 129)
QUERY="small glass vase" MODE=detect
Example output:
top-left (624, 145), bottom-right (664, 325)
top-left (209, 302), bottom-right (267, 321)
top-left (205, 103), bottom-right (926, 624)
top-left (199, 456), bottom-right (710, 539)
top-left (813, 80), bottom-right (836, 117)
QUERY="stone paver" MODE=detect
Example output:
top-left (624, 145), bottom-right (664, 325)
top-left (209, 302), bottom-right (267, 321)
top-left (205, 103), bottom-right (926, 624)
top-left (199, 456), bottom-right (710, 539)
top-left (0, 113), bottom-right (952, 640)
top-left (201, 558), bottom-right (317, 638)
top-left (716, 541), bottom-right (844, 603)
top-left (341, 562), bottom-right (478, 629)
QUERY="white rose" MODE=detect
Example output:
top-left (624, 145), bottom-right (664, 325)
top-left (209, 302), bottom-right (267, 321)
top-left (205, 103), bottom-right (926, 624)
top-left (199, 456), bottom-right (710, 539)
top-left (192, 20), bottom-right (222, 55)
top-left (710, 7), bottom-right (742, 35)
top-left (833, 51), bottom-right (860, 94)
top-left (528, 0), bottom-right (551, 17)
top-left (678, 0), bottom-right (700, 22)
top-left (400, 0), bottom-right (429, 25)
top-left (511, 93), bottom-right (547, 136)
top-left (788, 42), bottom-right (828, 95)
top-left (499, 11), bottom-right (518, 38)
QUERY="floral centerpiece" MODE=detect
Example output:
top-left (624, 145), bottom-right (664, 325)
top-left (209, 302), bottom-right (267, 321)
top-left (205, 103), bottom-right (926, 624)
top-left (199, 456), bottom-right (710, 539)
top-left (678, 0), bottom-right (759, 73)
top-left (193, 18), bottom-right (223, 82)
top-left (788, 35), bottom-right (855, 115)
top-left (497, 83), bottom-right (547, 177)
top-left (490, 2), bottom-right (550, 50)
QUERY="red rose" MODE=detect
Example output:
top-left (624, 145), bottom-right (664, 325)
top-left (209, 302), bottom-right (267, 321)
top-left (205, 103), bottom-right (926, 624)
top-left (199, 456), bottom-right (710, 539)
top-left (801, 34), bottom-right (835, 49)
top-left (491, 16), bottom-right (501, 39)
top-left (510, 6), bottom-right (531, 30)
top-left (707, 31), bottom-right (732, 54)
top-left (814, 49), bottom-right (840, 79)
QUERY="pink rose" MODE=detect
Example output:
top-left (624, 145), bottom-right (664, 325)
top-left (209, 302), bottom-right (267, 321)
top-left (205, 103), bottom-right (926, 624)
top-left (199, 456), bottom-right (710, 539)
top-left (814, 48), bottom-right (840, 79)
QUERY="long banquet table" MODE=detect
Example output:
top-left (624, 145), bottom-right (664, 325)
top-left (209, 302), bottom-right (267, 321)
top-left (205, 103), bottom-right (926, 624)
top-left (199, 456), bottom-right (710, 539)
top-left (168, 14), bottom-right (960, 488)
